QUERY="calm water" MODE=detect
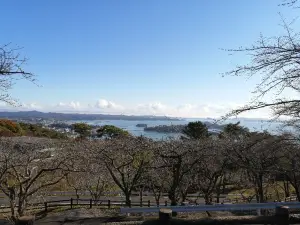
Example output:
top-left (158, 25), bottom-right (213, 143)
top-left (67, 118), bottom-right (290, 140)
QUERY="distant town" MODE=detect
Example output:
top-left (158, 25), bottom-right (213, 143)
top-left (0, 110), bottom-right (182, 121)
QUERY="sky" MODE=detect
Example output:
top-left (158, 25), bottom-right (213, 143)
top-left (0, 0), bottom-right (298, 118)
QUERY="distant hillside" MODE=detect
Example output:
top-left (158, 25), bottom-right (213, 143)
top-left (0, 111), bottom-right (181, 121)
top-left (0, 119), bottom-right (67, 139)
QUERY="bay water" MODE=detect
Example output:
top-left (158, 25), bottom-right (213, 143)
top-left (68, 118), bottom-right (289, 140)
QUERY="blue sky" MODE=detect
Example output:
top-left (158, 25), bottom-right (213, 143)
top-left (0, 0), bottom-right (298, 118)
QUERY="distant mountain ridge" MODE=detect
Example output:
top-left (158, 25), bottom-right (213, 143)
top-left (0, 111), bottom-right (181, 121)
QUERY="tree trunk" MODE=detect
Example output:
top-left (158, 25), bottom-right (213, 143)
top-left (150, 186), bottom-right (161, 206)
top-left (168, 189), bottom-right (178, 206)
top-left (294, 185), bottom-right (300, 202)
top-left (17, 198), bottom-right (26, 217)
top-left (204, 195), bottom-right (212, 217)
top-left (180, 190), bottom-right (188, 204)
top-left (9, 199), bottom-right (15, 218)
top-left (287, 173), bottom-right (300, 201)
top-left (155, 197), bottom-right (160, 206)
top-left (125, 192), bottom-right (131, 207)
top-left (139, 187), bottom-right (143, 206)
top-left (283, 179), bottom-right (290, 198)
top-left (8, 188), bottom-right (16, 218)
top-left (75, 189), bottom-right (80, 204)
top-left (222, 177), bottom-right (226, 194)
top-left (257, 174), bottom-right (264, 203)
top-left (216, 183), bottom-right (221, 203)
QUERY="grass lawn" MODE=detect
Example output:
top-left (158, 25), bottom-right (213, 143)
top-left (227, 181), bottom-right (296, 202)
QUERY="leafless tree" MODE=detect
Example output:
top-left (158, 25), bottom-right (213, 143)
top-left (0, 139), bottom-right (73, 219)
top-left (65, 141), bottom-right (101, 201)
top-left (101, 137), bottom-right (154, 206)
top-left (145, 161), bottom-right (169, 206)
top-left (278, 137), bottom-right (300, 201)
top-left (0, 44), bottom-right (35, 105)
top-left (223, 1), bottom-right (300, 128)
top-left (156, 139), bottom-right (212, 206)
top-left (281, 0), bottom-right (299, 7)
top-left (225, 133), bottom-right (286, 203)
top-left (66, 172), bottom-right (85, 201)
top-left (192, 140), bottom-right (228, 205)
top-left (84, 161), bottom-right (115, 205)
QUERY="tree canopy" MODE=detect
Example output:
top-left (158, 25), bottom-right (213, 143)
top-left (181, 121), bottom-right (210, 139)
top-left (219, 122), bottom-right (250, 138)
top-left (72, 123), bottom-right (92, 138)
top-left (96, 125), bottom-right (130, 139)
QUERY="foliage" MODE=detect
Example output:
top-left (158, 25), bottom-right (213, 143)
top-left (72, 123), bottom-right (92, 138)
top-left (0, 120), bottom-right (67, 139)
top-left (19, 122), bottom-right (67, 139)
top-left (96, 125), bottom-right (130, 139)
top-left (219, 122), bottom-right (250, 139)
top-left (181, 121), bottom-right (210, 139)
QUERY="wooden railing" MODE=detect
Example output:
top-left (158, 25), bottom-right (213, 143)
top-left (0, 198), bottom-right (170, 213)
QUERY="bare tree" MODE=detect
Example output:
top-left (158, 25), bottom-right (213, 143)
top-left (156, 139), bottom-right (212, 206)
top-left (222, 1), bottom-right (300, 129)
top-left (0, 44), bottom-right (35, 105)
top-left (281, 0), bottom-right (299, 7)
top-left (225, 133), bottom-right (285, 203)
top-left (0, 139), bottom-right (73, 218)
top-left (101, 137), bottom-right (154, 206)
top-left (66, 172), bottom-right (85, 201)
top-left (84, 162), bottom-right (115, 205)
top-left (279, 139), bottom-right (300, 201)
top-left (146, 160), bottom-right (169, 206)
top-left (192, 141), bottom-right (228, 205)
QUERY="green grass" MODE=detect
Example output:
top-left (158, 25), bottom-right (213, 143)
top-left (227, 181), bottom-right (295, 202)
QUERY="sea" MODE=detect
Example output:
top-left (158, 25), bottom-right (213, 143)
top-left (67, 118), bottom-right (291, 140)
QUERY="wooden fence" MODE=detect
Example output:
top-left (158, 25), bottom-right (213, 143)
top-left (0, 198), bottom-right (172, 213)
top-left (43, 198), bottom-right (172, 212)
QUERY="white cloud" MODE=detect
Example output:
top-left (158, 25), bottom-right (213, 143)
top-left (57, 101), bottom-right (81, 109)
top-left (95, 99), bottom-right (123, 110)
top-left (0, 99), bottom-right (273, 119)
top-left (50, 101), bottom-right (83, 112)
top-left (21, 103), bottom-right (43, 110)
top-left (135, 102), bottom-right (169, 115)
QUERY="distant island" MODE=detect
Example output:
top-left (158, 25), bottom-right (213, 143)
top-left (0, 111), bottom-right (182, 121)
top-left (144, 122), bottom-right (225, 133)
top-left (136, 124), bottom-right (147, 127)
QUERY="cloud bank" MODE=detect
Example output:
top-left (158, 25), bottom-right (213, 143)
top-left (0, 98), bottom-right (272, 119)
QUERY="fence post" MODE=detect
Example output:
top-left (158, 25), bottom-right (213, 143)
top-left (159, 208), bottom-right (172, 225)
top-left (90, 199), bottom-right (92, 209)
top-left (44, 202), bottom-right (48, 212)
top-left (275, 206), bottom-right (289, 225)
top-left (148, 200), bottom-right (150, 207)
top-left (140, 198), bottom-right (143, 207)
top-left (108, 200), bottom-right (111, 209)
top-left (129, 200), bottom-right (132, 208)
top-left (165, 201), bottom-right (168, 206)
top-left (71, 198), bottom-right (73, 209)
